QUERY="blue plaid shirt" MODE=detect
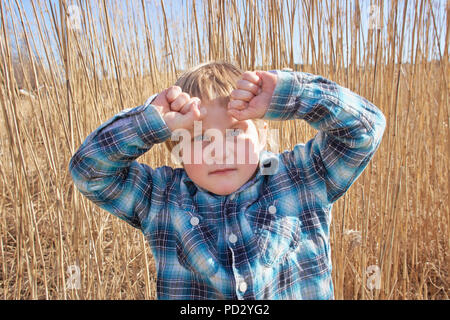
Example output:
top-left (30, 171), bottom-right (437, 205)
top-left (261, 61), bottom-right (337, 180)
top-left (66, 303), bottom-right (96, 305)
top-left (69, 70), bottom-right (386, 299)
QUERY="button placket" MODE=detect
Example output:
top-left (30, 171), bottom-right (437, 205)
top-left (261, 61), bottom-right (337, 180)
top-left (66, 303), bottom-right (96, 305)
top-left (268, 204), bottom-right (277, 214)
top-left (239, 281), bottom-right (248, 293)
top-left (190, 216), bottom-right (199, 226)
top-left (228, 233), bottom-right (237, 244)
top-left (225, 193), bottom-right (253, 298)
top-left (225, 193), bottom-right (239, 245)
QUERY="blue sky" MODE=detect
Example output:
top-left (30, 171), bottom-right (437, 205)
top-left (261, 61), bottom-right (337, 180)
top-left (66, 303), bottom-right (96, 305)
top-left (8, 0), bottom-right (448, 72)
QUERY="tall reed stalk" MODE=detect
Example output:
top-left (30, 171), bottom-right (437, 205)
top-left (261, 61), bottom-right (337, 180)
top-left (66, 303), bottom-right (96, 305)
top-left (0, 0), bottom-right (448, 299)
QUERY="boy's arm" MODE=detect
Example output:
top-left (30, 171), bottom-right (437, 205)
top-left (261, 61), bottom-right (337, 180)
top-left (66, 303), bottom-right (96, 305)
top-left (262, 71), bottom-right (386, 204)
top-left (68, 94), bottom-right (173, 229)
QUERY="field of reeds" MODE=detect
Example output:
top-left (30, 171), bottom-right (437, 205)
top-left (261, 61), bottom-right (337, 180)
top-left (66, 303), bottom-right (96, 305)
top-left (0, 0), bottom-right (448, 300)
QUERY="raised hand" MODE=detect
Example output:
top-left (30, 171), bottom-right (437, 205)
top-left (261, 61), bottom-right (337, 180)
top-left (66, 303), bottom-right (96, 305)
top-left (227, 70), bottom-right (278, 120)
top-left (151, 86), bottom-right (207, 132)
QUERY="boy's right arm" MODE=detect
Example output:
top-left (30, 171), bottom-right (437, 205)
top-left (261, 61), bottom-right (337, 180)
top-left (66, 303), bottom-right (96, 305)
top-left (69, 88), bottom-right (205, 229)
top-left (68, 95), bottom-right (172, 229)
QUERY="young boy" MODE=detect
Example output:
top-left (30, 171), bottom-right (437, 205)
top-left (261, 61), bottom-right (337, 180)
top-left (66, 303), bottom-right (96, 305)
top-left (69, 61), bottom-right (386, 299)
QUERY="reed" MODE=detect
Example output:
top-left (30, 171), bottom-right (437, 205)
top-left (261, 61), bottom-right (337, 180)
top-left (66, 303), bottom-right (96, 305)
top-left (0, 0), bottom-right (448, 299)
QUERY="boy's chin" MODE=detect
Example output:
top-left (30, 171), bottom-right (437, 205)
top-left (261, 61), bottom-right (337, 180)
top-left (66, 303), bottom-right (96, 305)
top-left (207, 182), bottom-right (241, 196)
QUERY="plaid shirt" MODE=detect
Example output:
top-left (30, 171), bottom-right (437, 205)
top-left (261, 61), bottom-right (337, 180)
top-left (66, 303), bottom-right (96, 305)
top-left (69, 70), bottom-right (386, 299)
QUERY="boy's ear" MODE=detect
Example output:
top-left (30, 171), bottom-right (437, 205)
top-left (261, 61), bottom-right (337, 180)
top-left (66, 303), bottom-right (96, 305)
top-left (258, 121), bottom-right (269, 152)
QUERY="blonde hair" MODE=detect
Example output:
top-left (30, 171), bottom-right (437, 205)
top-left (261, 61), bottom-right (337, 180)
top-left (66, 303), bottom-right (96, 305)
top-left (164, 61), bottom-right (268, 160)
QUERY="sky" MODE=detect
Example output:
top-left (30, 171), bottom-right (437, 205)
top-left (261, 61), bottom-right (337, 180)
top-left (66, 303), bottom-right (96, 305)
top-left (7, 0), bottom-right (448, 73)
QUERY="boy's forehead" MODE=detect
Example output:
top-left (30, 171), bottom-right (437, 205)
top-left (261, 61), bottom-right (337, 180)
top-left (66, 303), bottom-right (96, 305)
top-left (189, 96), bottom-right (240, 133)
top-left (200, 96), bottom-right (230, 108)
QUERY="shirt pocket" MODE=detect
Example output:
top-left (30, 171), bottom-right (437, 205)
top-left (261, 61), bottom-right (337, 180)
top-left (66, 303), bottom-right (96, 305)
top-left (295, 234), bottom-right (330, 277)
top-left (173, 207), bottom-right (220, 277)
top-left (250, 200), bottom-right (302, 267)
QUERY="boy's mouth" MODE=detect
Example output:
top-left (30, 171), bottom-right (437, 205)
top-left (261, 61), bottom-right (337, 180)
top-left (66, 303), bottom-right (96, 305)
top-left (209, 168), bottom-right (237, 175)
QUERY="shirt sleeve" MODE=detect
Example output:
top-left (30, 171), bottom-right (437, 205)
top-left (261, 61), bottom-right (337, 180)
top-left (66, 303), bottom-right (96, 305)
top-left (262, 70), bottom-right (386, 204)
top-left (68, 94), bottom-right (173, 229)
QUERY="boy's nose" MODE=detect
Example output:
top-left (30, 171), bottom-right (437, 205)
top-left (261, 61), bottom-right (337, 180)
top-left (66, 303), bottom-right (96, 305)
top-left (208, 139), bottom-right (235, 165)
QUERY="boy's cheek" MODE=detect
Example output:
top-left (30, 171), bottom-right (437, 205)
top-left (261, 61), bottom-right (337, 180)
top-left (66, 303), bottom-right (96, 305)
top-left (235, 138), bottom-right (259, 165)
top-left (184, 163), bottom-right (203, 171)
top-left (184, 163), bottom-right (208, 180)
top-left (178, 142), bottom-right (203, 164)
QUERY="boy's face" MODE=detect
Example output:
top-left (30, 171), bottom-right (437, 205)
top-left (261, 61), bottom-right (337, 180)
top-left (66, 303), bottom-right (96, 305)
top-left (181, 97), bottom-right (266, 196)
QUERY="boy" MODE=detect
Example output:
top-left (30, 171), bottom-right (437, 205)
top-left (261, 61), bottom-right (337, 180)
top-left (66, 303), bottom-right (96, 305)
top-left (69, 61), bottom-right (386, 299)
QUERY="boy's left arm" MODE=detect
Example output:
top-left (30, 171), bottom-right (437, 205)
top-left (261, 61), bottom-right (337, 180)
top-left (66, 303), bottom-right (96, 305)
top-left (261, 70), bottom-right (386, 204)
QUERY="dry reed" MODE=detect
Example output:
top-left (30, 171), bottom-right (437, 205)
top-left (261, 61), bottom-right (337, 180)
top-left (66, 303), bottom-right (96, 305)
top-left (0, 0), bottom-right (448, 299)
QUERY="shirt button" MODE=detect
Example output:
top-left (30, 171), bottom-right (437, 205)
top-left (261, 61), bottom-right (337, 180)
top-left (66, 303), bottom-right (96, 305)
top-left (268, 205), bottom-right (277, 214)
top-left (239, 281), bottom-right (247, 293)
top-left (229, 194), bottom-right (235, 200)
top-left (190, 216), bottom-right (199, 226)
top-left (228, 233), bottom-right (237, 244)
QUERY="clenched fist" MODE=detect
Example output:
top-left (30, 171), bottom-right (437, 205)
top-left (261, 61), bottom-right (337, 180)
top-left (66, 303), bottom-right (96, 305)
top-left (151, 86), bottom-right (207, 132)
top-left (227, 70), bottom-right (278, 120)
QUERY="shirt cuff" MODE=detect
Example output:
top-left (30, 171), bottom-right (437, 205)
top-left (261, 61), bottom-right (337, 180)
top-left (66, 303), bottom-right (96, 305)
top-left (132, 95), bottom-right (172, 145)
top-left (262, 70), bottom-right (305, 121)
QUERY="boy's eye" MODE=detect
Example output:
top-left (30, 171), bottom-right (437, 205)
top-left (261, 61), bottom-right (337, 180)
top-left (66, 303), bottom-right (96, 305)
top-left (193, 129), bottom-right (242, 142)
top-left (227, 128), bottom-right (243, 137)
top-left (194, 134), bottom-right (212, 142)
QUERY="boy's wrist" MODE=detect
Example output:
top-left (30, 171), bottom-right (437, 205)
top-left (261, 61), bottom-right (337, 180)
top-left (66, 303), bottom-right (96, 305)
top-left (144, 93), bottom-right (159, 107)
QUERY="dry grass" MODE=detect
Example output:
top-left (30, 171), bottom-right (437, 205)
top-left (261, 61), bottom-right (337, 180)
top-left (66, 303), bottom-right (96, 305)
top-left (0, 0), bottom-right (448, 299)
